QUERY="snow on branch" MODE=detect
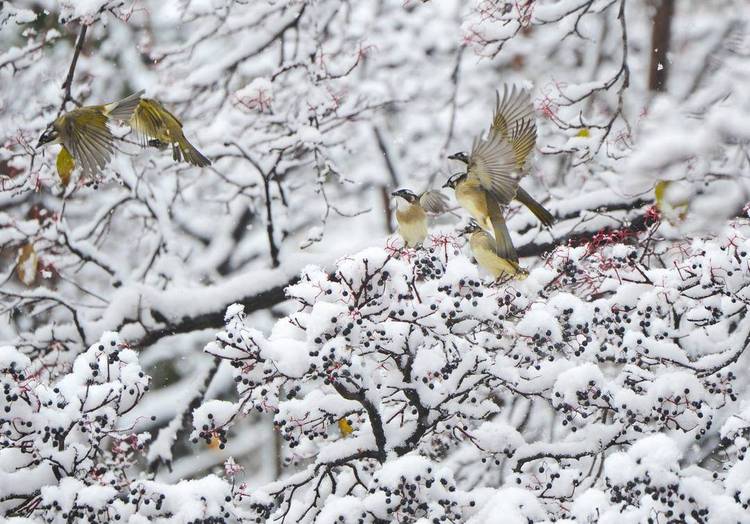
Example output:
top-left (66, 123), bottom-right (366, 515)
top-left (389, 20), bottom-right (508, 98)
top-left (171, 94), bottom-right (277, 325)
top-left (197, 222), bottom-right (750, 521)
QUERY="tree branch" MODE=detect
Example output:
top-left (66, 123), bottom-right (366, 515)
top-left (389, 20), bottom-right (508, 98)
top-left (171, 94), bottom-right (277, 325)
top-left (59, 23), bottom-right (88, 114)
top-left (134, 279), bottom-right (294, 348)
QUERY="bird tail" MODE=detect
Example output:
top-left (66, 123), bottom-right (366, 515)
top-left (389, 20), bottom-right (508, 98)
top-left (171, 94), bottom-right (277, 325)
top-left (486, 196), bottom-right (519, 263)
top-left (178, 137), bottom-right (211, 167)
top-left (515, 186), bottom-right (554, 227)
top-left (104, 90), bottom-right (145, 122)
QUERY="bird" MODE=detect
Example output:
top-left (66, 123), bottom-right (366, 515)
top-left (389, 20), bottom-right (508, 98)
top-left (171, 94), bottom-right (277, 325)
top-left (36, 90), bottom-right (145, 177)
top-left (462, 220), bottom-right (527, 280)
top-left (391, 188), bottom-right (450, 247)
top-left (447, 84), bottom-right (554, 227)
top-left (129, 98), bottom-right (211, 167)
top-left (443, 124), bottom-right (533, 263)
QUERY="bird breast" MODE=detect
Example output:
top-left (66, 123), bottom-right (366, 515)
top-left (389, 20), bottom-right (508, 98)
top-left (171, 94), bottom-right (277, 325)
top-left (396, 203), bottom-right (427, 226)
top-left (396, 204), bottom-right (428, 246)
top-left (456, 183), bottom-right (491, 229)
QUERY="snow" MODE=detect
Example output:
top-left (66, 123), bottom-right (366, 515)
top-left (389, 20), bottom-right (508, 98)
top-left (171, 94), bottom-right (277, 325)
top-left (5, 0), bottom-right (750, 521)
top-left (0, 346), bottom-right (31, 370)
top-left (466, 487), bottom-right (546, 524)
top-left (193, 399), bottom-right (237, 431)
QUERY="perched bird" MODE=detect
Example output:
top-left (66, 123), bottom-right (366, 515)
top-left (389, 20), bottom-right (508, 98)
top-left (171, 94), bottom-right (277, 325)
top-left (130, 98), bottom-right (211, 167)
top-left (391, 188), bottom-right (450, 247)
top-left (36, 90), bottom-right (145, 177)
top-left (462, 220), bottom-right (527, 280)
top-left (448, 84), bottom-right (554, 227)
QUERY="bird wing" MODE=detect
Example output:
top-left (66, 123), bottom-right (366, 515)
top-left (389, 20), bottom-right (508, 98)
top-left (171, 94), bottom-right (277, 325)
top-left (131, 99), bottom-right (185, 145)
top-left (491, 85), bottom-right (537, 169)
top-left (419, 190), bottom-right (450, 214)
top-left (61, 110), bottom-right (114, 177)
top-left (509, 118), bottom-right (536, 169)
top-left (515, 186), bottom-right (554, 227)
top-left (486, 196), bottom-right (518, 262)
top-left (470, 229), bottom-right (498, 254)
top-left (491, 84), bottom-right (534, 140)
top-left (468, 132), bottom-right (521, 205)
top-left (104, 90), bottom-right (145, 122)
top-left (157, 102), bottom-right (184, 128)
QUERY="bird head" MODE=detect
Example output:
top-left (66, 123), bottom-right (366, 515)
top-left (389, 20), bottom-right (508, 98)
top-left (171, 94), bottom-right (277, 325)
top-left (461, 220), bottom-right (482, 236)
top-left (442, 172), bottom-right (466, 190)
top-left (391, 188), bottom-right (419, 203)
top-left (36, 123), bottom-right (59, 149)
top-left (447, 151), bottom-right (469, 164)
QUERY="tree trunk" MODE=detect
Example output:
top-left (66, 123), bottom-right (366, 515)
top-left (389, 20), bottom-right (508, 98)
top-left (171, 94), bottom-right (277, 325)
top-left (648, 0), bottom-right (675, 92)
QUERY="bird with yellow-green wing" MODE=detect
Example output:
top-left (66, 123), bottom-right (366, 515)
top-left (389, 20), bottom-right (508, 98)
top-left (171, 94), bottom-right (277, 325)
top-left (462, 220), bottom-right (527, 280)
top-left (443, 123), bottom-right (532, 264)
top-left (130, 98), bottom-right (211, 167)
top-left (448, 84), bottom-right (554, 227)
top-left (36, 90), bottom-right (144, 178)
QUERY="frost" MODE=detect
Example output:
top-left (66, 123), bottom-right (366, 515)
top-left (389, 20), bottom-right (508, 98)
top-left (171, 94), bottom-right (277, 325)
top-left (235, 77), bottom-right (273, 112)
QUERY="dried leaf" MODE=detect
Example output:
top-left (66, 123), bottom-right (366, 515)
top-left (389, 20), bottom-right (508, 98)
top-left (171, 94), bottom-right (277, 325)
top-left (56, 146), bottom-right (75, 187)
top-left (338, 418), bottom-right (354, 437)
top-left (208, 434), bottom-right (222, 450)
top-left (17, 243), bottom-right (38, 286)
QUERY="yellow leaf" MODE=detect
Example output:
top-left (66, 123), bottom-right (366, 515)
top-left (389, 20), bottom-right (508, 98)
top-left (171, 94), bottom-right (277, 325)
top-left (654, 180), bottom-right (669, 209)
top-left (208, 434), bottom-right (222, 450)
top-left (17, 243), bottom-right (38, 286)
top-left (576, 128), bottom-right (590, 137)
top-left (338, 418), bottom-right (354, 437)
top-left (655, 180), bottom-right (689, 223)
top-left (56, 146), bottom-right (75, 187)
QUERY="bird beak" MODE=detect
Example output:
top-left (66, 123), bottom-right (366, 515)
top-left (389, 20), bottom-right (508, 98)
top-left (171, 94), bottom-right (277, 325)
top-left (447, 153), bottom-right (459, 161)
top-left (36, 133), bottom-right (52, 149)
top-left (441, 181), bottom-right (451, 189)
top-left (391, 191), bottom-right (399, 197)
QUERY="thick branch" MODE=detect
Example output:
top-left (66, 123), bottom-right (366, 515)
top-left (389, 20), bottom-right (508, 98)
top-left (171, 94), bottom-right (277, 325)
top-left (517, 198), bottom-right (652, 258)
top-left (648, 0), bottom-right (675, 92)
top-left (134, 279), bottom-right (294, 348)
top-left (333, 381), bottom-right (387, 462)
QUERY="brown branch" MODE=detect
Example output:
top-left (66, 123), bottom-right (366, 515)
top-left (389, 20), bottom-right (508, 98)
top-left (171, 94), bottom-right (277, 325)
top-left (133, 279), bottom-right (294, 349)
top-left (147, 356), bottom-right (222, 474)
top-left (648, 0), bottom-right (675, 92)
top-left (517, 198), bottom-right (652, 258)
top-left (372, 125), bottom-right (400, 187)
top-left (59, 23), bottom-right (88, 115)
top-left (226, 141), bottom-right (281, 268)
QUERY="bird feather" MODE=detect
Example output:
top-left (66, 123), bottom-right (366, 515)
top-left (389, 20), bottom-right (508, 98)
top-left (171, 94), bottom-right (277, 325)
top-left (419, 190), bottom-right (450, 214)
top-left (468, 132), bottom-right (520, 205)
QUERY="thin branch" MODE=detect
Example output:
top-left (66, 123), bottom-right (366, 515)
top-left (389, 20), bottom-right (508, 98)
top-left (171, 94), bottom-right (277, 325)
top-left (58, 23), bottom-right (88, 114)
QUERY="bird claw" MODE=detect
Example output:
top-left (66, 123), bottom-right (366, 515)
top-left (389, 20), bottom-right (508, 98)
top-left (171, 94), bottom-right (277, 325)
top-left (147, 139), bottom-right (169, 150)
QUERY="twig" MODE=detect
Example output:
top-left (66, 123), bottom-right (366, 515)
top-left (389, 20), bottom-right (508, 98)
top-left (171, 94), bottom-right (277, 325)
top-left (372, 125), bottom-right (400, 187)
top-left (59, 23), bottom-right (88, 115)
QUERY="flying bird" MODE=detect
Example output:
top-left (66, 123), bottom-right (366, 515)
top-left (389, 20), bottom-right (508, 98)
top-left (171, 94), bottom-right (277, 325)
top-left (36, 90), bottom-right (145, 177)
top-left (130, 98), bottom-right (211, 167)
top-left (391, 188), bottom-right (450, 247)
top-left (448, 84), bottom-right (553, 227)
top-left (443, 124), bottom-right (533, 261)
